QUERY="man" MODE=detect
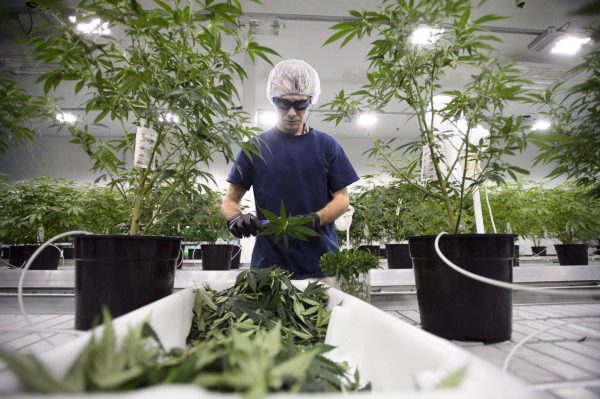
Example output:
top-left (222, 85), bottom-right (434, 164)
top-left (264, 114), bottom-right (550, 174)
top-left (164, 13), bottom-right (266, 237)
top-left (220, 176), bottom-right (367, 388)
top-left (221, 59), bottom-right (359, 278)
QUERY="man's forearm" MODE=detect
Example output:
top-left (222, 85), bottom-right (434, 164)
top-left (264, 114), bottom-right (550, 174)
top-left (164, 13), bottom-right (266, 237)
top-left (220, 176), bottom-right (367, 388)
top-left (221, 183), bottom-right (247, 221)
top-left (221, 199), bottom-right (242, 221)
top-left (316, 189), bottom-right (350, 226)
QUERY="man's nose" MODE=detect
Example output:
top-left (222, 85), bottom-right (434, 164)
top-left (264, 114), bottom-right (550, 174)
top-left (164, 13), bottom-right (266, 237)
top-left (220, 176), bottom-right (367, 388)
top-left (286, 107), bottom-right (297, 117)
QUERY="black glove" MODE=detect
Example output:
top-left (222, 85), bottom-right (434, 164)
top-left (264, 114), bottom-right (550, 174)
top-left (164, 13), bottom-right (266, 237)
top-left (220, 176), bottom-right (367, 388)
top-left (297, 212), bottom-right (320, 230)
top-left (227, 213), bottom-right (264, 238)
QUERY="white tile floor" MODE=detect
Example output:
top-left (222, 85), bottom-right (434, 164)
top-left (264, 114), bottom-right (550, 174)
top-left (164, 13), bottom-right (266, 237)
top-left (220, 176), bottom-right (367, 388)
top-left (1, 299), bottom-right (599, 398)
top-left (387, 303), bottom-right (600, 398)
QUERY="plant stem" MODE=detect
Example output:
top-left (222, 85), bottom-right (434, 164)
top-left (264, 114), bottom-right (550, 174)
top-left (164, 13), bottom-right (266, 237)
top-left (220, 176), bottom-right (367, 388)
top-left (408, 65), bottom-right (457, 232)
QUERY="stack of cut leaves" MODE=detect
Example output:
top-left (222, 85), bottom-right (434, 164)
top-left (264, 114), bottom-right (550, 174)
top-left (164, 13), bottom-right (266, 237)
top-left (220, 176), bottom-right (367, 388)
top-left (0, 268), bottom-right (368, 398)
top-left (188, 267), bottom-right (330, 344)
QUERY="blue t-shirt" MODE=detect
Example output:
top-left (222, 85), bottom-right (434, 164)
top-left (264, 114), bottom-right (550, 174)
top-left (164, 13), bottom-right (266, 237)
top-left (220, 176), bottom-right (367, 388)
top-left (226, 127), bottom-right (359, 278)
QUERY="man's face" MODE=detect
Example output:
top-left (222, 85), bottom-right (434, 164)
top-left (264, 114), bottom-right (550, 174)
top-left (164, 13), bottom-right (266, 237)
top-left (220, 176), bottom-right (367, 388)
top-left (272, 94), bottom-right (312, 135)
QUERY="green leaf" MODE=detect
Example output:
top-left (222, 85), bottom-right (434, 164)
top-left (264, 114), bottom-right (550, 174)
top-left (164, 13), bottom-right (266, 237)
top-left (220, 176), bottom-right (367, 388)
top-left (435, 365), bottom-right (468, 389)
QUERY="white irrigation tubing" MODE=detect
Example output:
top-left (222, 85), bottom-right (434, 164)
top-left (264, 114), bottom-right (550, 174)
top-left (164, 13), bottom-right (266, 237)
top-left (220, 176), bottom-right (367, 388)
top-left (18, 230), bottom-right (93, 346)
top-left (434, 232), bottom-right (600, 297)
top-left (191, 243), bottom-right (201, 260)
top-left (0, 258), bottom-right (19, 268)
top-left (176, 247), bottom-right (183, 269)
top-left (484, 185), bottom-right (497, 234)
top-left (502, 321), bottom-right (582, 372)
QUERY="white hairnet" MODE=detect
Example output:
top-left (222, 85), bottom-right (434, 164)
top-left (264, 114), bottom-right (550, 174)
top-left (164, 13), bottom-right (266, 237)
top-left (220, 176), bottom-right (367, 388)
top-left (266, 59), bottom-right (321, 105)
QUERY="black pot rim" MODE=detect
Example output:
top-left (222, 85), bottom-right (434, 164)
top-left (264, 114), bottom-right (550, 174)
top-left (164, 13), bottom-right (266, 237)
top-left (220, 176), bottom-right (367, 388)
top-left (74, 234), bottom-right (182, 241)
top-left (554, 243), bottom-right (588, 247)
top-left (407, 233), bottom-right (517, 239)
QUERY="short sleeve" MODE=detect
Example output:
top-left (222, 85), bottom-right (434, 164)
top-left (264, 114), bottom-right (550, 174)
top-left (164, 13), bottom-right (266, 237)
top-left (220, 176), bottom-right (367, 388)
top-left (328, 141), bottom-right (359, 193)
top-left (227, 149), bottom-right (253, 190)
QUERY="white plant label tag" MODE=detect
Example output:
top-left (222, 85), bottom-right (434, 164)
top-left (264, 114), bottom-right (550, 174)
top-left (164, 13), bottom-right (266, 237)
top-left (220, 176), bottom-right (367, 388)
top-left (134, 125), bottom-right (158, 169)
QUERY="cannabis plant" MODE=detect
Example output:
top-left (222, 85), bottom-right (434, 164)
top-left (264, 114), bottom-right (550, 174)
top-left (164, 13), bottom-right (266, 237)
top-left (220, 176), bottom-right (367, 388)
top-left (0, 69), bottom-right (52, 154)
top-left (31, 0), bottom-right (277, 235)
top-left (261, 201), bottom-right (320, 249)
top-left (528, 22), bottom-right (600, 196)
top-left (320, 249), bottom-right (380, 301)
top-left (0, 177), bottom-right (83, 244)
top-left (323, 0), bottom-right (532, 233)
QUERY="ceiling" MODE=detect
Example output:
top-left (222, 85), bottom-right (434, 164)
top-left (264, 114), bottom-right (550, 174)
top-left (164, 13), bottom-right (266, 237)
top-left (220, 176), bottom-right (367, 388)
top-left (0, 0), bottom-right (595, 139)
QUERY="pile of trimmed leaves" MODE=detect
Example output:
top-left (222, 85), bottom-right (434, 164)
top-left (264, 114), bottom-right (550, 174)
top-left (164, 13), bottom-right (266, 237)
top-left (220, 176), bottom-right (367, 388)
top-left (0, 268), bottom-right (368, 398)
top-left (188, 267), bottom-right (330, 344)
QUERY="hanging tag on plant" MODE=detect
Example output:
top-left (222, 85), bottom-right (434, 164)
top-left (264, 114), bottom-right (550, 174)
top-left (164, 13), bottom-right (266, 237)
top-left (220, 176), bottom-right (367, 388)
top-left (37, 226), bottom-right (44, 242)
top-left (134, 124), bottom-right (158, 169)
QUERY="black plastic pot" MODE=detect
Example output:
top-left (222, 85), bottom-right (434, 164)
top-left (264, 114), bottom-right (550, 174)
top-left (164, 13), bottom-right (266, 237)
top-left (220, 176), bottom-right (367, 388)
top-left (357, 245), bottom-right (380, 257)
top-left (62, 247), bottom-right (74, 260)
top-left (386, 243), bottom-right (412, 269)
top-left (74, 234), bottom-right (180, 330)
top-left (1, 246), bottom-right (9, 259)
top-left (230, 245), bottom-right (241, 269)
top-left (554, 244), bottom-right (588, 266)
top-left (201, 244), bottom-right (232, 270)
top-left (379, 247), bottom-right (387, 258)
top-left (190, 245), bottom-right (202, 260)
top-left (9, 244), bottom-right (60, 270)
top-left (408, 234), bottom-right (514, 343)
top-left (531, 246), bottom-right (547, 256)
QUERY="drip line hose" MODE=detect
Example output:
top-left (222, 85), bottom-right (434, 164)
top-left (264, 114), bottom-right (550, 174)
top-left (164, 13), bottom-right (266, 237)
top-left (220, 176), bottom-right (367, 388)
top-left (434, 233), bottom-right (599, 297)
top-left (432, 232), bottom-right (599, 376)
top-left (502, 321), bottom-right (583, 372)
top-left (18, 231), bottom-right (93, 346)
top-left (176, 247), bottom-right (183, 269)
top-left (484, 185), bottom-right (497, 234)
top-left (191, 243), bottom-right (201, 260)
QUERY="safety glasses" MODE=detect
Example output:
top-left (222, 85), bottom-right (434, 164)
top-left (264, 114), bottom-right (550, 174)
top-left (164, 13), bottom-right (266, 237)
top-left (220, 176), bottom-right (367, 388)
top-left (272, 96), bottom-right (312, 111)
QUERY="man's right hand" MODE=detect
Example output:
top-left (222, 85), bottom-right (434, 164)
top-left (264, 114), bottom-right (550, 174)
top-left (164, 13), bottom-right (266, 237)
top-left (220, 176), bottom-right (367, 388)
top-left (227, 213), bottom-right (264, 238)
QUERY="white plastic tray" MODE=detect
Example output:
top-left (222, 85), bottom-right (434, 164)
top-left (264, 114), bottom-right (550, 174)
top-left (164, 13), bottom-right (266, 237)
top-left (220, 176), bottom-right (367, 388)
top-left (1, 280), bottom-right (538, 398)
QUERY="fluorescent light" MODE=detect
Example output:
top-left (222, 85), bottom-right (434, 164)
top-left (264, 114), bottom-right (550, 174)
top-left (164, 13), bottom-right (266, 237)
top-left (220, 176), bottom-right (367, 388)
top-left (158, 112), bottom-right (180, 124)
top-left (531, 119), bottom-right (551, 131)
top-left (357, 112), bottom-right (378, 127)
top-left (56, 112), bottom-right (77, 125)
top-left (528, 26), bottom-right (562, 52)
top-left (68, 16), bottom-right (77, 23)
top-left (410, 25), bottom-right (444, 45)
top-left (258, 111), bottom-right (277, 126)
top-left (551, 36), bottom-right (591, 55)
top-left (76, 18), bottom-right (110, 35)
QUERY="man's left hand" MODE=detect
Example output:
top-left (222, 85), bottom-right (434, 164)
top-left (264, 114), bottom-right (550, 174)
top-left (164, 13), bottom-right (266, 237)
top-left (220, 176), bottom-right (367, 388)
top-left (296, 212), bottom-right (320, 230)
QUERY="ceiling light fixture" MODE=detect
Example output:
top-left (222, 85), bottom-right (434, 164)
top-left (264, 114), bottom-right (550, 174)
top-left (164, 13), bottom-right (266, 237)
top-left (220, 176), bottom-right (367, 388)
top-left (56, 112), bottom-right (77, 125)
top-left (75, 18), bottom-right (110, 35)
top-left (410, 25), bottom-right (444, 45)
top-left (531, 119), bottom-right (551, 131)
top-left (550, 36), bottom-right (591, 55)
top-left (158, 112), bottom-right (180, 124)
top-left (527, 23), bottom-right (590, 55)
top-left (528, 25), bottom-right (564, 52)
top-left (357, 112), bottom-right (378, 127)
